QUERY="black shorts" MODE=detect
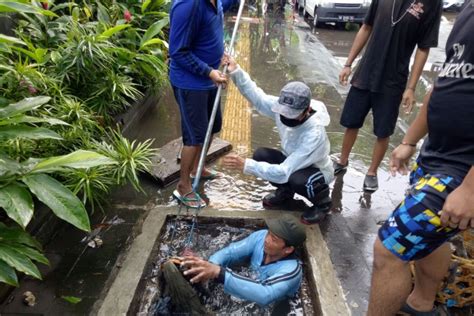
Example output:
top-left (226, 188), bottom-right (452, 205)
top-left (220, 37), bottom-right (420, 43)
top-left (173, 86), bottom-right (222, 146)
top-left (340, 86), bottom-right (403, 138)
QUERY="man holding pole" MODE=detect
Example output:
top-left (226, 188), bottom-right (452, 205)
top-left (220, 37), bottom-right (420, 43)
top-left (169, 0), bottom-right (239, 208)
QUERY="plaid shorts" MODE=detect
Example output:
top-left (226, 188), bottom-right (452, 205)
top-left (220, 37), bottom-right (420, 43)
top-left (378, 163), bottom-right (462, 261)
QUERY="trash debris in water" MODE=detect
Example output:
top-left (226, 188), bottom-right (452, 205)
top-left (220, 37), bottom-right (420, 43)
top-left (23, 291), bottom-right (36, 307)
top-left (87, 237), bottom-right (103, 248)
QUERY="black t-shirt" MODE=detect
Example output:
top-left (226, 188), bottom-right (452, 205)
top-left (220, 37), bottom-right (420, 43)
top-left (419, 3), bottom-right (474, 180)
top-left (351, 0), bottom-right (442, 94)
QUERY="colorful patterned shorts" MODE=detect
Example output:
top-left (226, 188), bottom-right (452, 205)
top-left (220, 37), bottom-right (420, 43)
top-left (378, 163), bottom-right (462, 261)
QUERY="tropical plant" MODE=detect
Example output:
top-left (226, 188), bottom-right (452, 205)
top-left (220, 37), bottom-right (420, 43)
top-left (0, 1), bottom-right (168, 287)
top-left (0, 96), bottom-right (119, 285)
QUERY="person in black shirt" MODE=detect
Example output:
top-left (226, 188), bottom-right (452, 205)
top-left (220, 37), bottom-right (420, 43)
top-left (335, 0), bottom-right (442, 192)
top-left (368, 4), bottom-right (474, 315)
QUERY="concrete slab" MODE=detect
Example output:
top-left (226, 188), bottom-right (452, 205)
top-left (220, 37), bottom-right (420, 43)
top-left (149, 137), bottom-right (232, 186)
top-left (95, 207), bottom-right (350, 316)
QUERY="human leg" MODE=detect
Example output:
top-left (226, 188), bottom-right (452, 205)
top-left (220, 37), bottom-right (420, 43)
top-left (173, 87), bottom-right (213, 206)
top-left (338, 128), bottom-right (359, 167)
top-left (368, 237), bottom-right (412, 316)
top-left (191, 87), bottom-right (223, 178)
top-left (370, 170), bottom-right (462, 314)
top-left (338, 87), bottom-right (372, 169)
top-left (366, 91), bottom-right (403, 187)
top-left (252, 148), bottom-right (294, 207)
top-left (287, 167), bottom-right (332, 224)
top-left (363, 136), bottom-right (390, 191)
top-left (407, 243), bottom-right (451, 312)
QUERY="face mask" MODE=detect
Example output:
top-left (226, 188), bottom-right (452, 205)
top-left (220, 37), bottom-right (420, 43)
top-left (280, 115), bottom-right (304, 127)
top-left (280, 108), bottom-right (312, 127)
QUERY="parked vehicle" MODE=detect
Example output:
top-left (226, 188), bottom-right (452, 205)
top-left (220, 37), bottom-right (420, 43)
top-left (443, 0), bottom-right (465, 11)
top-left (296, 0), bottom-right (371, 28)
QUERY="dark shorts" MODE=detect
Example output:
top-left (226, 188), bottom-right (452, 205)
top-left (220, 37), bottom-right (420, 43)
top-left (173, 86), bottom-right (222, 146)
top-left (340, 86), bottom-right (403, 138)
top-left (378, 163), bottom-right (462, 261)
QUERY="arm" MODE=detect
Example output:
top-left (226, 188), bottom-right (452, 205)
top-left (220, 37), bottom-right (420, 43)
top-left (339, 24), bottom-right (373, 85)
top-left (402, 48), bottom-right (430, 113)
top-left (440, 167), bottom-right (474, 230)
top-left (209, 230), bottom-right (264, 267)
top-left (229, 66), bottom-right (277, 118)
top-left (389, 89), bottom-right (432, 176)
top-left (222, 262), bottom-right (302, 306)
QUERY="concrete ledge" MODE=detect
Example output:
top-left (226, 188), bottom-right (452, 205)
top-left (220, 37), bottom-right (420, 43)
top-left (95, 207), bottom-right (350, 316)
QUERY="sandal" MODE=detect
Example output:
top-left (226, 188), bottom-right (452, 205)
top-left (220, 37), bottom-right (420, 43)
top-left (399, 302), bottom-right (440, 316)
top-left (172, 190), bottom-right (206, 209)
top-left (190, 169), bottom-right (223, 181)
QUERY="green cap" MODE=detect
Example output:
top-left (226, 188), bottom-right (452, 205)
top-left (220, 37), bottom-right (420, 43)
top-left (265, 214), bottom-right (307, 247)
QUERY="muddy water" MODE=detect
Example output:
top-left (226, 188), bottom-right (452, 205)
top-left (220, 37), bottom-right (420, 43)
top-left (136, 218), bottom-right (315, 315)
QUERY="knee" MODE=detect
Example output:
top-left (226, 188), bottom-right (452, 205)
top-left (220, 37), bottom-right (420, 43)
top-left (252, 148), bottom-right (268, 162)
top-left (373, 238), bottom-right (406, 272)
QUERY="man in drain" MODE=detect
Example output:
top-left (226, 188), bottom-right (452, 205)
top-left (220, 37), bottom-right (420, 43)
top-left (181, 214), bottom-right (306, 306)
top-left (221, 54), bottom-right (334, 224)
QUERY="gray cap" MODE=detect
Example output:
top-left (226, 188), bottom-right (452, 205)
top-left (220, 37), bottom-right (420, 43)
top-left (272, 81), bottom-right (312, 119)
top-left (265, 214), bottom-right (307, 247)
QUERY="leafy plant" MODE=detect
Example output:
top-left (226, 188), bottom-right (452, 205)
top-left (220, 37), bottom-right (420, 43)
top-left (0, 223), bottom-right (47, 286)
top-left (0, 96), bottom-right (116, 284)
top-left (94, 129), bottom-right (156, 191)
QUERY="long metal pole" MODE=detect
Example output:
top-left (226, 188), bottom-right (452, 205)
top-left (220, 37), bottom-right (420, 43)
top-left (192, 0), bottom-right (246, 191)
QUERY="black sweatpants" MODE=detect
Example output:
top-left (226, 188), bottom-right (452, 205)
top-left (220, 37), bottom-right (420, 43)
top-left (253, 147), bottom-right (329, 204)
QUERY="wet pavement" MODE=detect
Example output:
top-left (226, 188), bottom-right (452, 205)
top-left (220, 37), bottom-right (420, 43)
top-left (0, 5), bottom-right (463, 316)
top-left (130, 7), bottom-right (458, 315)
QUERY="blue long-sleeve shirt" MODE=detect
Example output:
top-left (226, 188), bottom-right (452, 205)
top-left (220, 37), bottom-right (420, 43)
top-left (209, 230), bottom-right (303, 306)
top-left (169, 0), bottom-right (237, 90)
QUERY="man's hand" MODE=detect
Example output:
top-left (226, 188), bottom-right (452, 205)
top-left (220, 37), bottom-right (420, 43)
top-left (402, 88), bottom-right (416, 114)
top-left (222, 53), bottom-right (238, 72)
top-left (440, 184), bottom-right (474, 230)
top-left (389, 144), bottom-right (417, 176)
top-left (209, 69), bottom-right (228, 87)
top-left (222, 154), bottom-right (245, 172)
top-left (339, 66), bottom-right (352, 86)
top-left (181, 256), bottom-right (221, 283)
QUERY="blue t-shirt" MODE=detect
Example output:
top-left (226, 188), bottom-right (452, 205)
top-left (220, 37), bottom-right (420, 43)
top-left (169, 0), bottom-right (237, 90)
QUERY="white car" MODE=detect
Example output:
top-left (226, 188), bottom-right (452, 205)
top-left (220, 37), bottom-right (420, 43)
top-left (296, 0), bottom-right (372, 28)
top-left (443, 0), bottom-right (465, 11)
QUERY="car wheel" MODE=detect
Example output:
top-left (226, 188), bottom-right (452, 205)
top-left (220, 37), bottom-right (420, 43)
top-left (313, 6), bottom-right (321, 28)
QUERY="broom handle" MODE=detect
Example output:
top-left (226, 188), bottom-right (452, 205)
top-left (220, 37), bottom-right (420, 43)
top-left (192, 0), bottom-right (246, 191)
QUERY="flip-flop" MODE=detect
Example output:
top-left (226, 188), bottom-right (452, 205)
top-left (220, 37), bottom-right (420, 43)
top-left (172, 190), bottom-right (206, 209)
top-left (399, 302), bottom-right (440, 316)
top-left (190, 169), bottom-right (223, 181)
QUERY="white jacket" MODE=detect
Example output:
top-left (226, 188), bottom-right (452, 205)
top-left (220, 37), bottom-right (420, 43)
top-left (230, 67), bottom-right (334, 184)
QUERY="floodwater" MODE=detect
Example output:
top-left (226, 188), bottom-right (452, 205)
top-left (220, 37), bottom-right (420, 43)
top-left (129, 6), bottom-right (458, 315)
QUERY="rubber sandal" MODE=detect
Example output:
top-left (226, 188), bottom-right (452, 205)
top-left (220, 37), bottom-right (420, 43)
top-left (172, 190), bottom-right (206, 209)
top-left (190, 169), bottom-right (223, 181)
top-left (399, 302), bottom-right (440, 316)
